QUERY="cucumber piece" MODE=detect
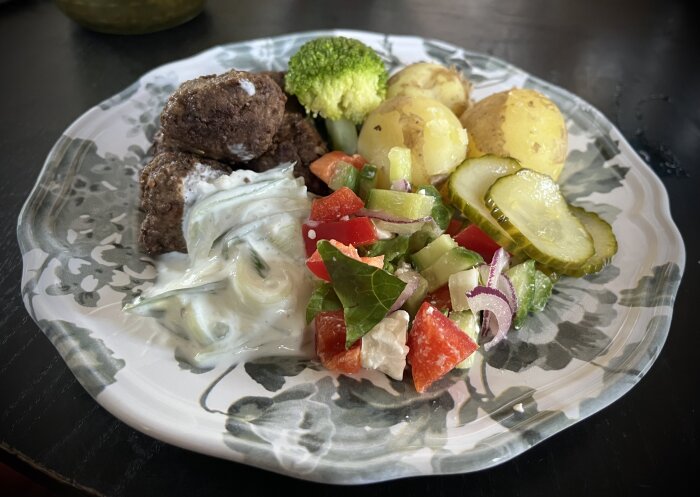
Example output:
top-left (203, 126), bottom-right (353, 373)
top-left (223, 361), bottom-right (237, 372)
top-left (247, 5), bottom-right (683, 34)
top-left (401, 273), bottom-right (429, 317)
top-left (505, 259), bottom-right (536, 329)
top-left (449, 310), bottom-right (480, 369)
top-left (408, 230), bottom-right (436, 254)
top-left (325, 118), bottom-right (358, 155)
top-left (388, 146), bottom-right (412, 185)
top-left (421, 247), bottom-right (484, 292)
top-left (415, 184), bottom-right (454, 232)
top-left (448, 268), bottom-right (480, 312)
top-left (181, 300), bottom-right (228, 347)
top-left (411, 234), bottom-right (457, 271)
top-left (486, 169), bottom-right (595, 274)
top-left (358, 164), bottom-right (378, 202)
top-left (446, 155), bottom-right (522, 253)
top-left (530, 269), bottom-right (553, 312)
top-left (366, 188), bottom-right (435, 220)
top-left (328, 161), bottom-right (359, 191)
top-left (567, 206), bottom-right (618, 277)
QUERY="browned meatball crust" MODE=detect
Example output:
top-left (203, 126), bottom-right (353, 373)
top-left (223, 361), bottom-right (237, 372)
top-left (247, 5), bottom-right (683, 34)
top-left (159, 71), bottom-right (286, 163)
top-left (245, 111), bottom-right (329, 195)
top-left (139, 151), bottom-right (230, 255)
top-left (258, 71), bottom-right (305, 114)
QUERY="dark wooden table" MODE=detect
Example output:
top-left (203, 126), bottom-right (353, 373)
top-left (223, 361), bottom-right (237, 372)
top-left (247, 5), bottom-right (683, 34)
top-left (1, 0), bottom-right (697, 495)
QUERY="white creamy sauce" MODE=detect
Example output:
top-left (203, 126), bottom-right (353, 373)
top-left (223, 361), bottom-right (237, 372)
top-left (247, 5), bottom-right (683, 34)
top-left (127, 166), bottom-right (315, 368)
top-left (239, 78), bottom-right (256, 96)
top-left (182, 162), bottom-right (227, 206)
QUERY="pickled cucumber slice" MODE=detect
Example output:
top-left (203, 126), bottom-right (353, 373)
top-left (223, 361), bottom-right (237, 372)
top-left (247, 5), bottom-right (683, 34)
top-left (446, 155), bottom-right (522, 253)
top-left (567, 206), bottom-right (618, 277)
top-left (486, 169), bottom-right (594, 274)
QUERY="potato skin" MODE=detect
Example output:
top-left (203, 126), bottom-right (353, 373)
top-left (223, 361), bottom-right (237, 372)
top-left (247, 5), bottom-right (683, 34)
top-left (460, 88), bottom-right (568, 181)
top-left (387, 62), bottom-right (472, 117)
top-left (357, 96), bottom-right (468, 188)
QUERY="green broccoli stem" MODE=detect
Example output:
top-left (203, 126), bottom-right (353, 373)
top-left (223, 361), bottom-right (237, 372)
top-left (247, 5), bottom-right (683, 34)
top-left (325, 118), bottom-right (358, 155)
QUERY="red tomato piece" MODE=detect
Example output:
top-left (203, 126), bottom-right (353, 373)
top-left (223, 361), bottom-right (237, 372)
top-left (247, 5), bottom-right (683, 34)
top-left (306, 240), bottom-right (384, 281)
top-left (345, 154), bottom-right (368, 170)
top-left (315, 310), bottom-right (361, 374)
top-left (445, 218), bottom-right (468, 237)
top-left (309, 151), bottom-right (367, 184)
top-left (310, 187), bottom-right (365, 222)
top-left (423, 285), bottom-right (452, 312)
top-left (407, 302), bottom-right (479, 393)
top-left (454, 224), bottom-right (502, 263)
top-left (302, 217), bottom-right (377, 257)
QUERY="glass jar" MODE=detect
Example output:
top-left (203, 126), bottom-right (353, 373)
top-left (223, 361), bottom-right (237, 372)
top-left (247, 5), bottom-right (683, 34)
top-left (55, 0), bottom-right (206, 35)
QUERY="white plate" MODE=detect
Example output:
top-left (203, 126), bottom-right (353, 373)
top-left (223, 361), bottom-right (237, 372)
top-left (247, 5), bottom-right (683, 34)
top-left (18, 30), bottom-right (685, 484)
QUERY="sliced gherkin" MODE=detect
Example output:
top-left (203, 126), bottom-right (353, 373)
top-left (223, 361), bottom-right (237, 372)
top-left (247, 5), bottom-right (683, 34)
top-left (446, 155), bottom-right (522, 254)
top-left (566, 205), bottom-right (618, 277)
top-left (485, 169), bottom-right (594, 275)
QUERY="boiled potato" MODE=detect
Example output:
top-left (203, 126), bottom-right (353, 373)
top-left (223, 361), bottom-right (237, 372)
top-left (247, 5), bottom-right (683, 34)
top-left (460, 88), bottom-right (568, 181)
top-left (387, 62), bottom-right (472, 117)
top-left (358, 96), bottom-right (468, 188)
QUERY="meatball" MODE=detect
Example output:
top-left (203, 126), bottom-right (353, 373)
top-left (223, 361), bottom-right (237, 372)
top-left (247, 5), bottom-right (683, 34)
top-left (159, 70), bottom-right (286, 163)
top-left (139, 151), bottom-right (230, 255)
top-left (258, 71), bottom-right (306, 114)
top-left (150, 130), bottom-right (174, 157)
top-left (246, 111), bottom-right (329, 195)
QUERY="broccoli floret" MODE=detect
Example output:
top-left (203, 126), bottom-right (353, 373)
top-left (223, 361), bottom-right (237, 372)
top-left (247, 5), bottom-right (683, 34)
top-left (285, 37), bottom-right (388, 125)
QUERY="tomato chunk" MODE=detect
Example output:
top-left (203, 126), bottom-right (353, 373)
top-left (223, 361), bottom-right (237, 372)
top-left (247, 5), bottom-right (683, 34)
top-left (306, 240), bottom-right (384, 281)
top-left (310, 187), bottom-right (365, 222)
top-left (302, 217), bottom-right (377, 257)
top-left (445, 218), bottom-right (468, 237)
top-left (309, 151), bottom-right (367, 184)
top-left (423, 285), bottom-right (452, 312)
top-left (454, 225), bottom-right (502, 263)
top-left (315, 310), bottom-right (362, 374)
top-left (407, 302), bottom-right (478, 393)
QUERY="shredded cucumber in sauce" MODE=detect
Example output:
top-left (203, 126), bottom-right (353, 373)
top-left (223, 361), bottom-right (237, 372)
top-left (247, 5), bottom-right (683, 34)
top-left (125, 166), bottom-right (315, 368)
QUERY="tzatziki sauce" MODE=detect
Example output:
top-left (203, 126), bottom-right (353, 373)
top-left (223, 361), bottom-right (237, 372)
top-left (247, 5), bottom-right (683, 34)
top-left (125, 165), bottom-right (315, 368)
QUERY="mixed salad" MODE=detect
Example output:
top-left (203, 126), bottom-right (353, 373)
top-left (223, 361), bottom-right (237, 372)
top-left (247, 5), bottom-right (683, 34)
top-left (286, 37), bottom-right (617, 393)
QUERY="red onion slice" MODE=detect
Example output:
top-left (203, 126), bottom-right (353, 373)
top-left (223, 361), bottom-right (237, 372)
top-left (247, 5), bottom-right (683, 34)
top-left (389, 271), bottom-right (421, 314)
top-left (480, 309), bottom-right (492, 337)
top-left (486, 248), bottom-right (510, 287)
top-left (357, 208), bottom-right (432, 224)
top-left (473, 249), bottom-right (514, 340)
top-left (390, 178), bottom-right (411, 192)
top-left (466, 286), bottom-right (513, 350)
top-left (497, 274), bottom-right (518, 315)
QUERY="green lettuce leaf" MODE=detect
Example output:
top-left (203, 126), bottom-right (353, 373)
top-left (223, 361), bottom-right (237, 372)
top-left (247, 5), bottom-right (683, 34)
top-left (358, 235), bottom-right (409, 264)
top-left (305, 282), bottom-right (342, 324)
top-left (318, 241), bottom-right (407, 347)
